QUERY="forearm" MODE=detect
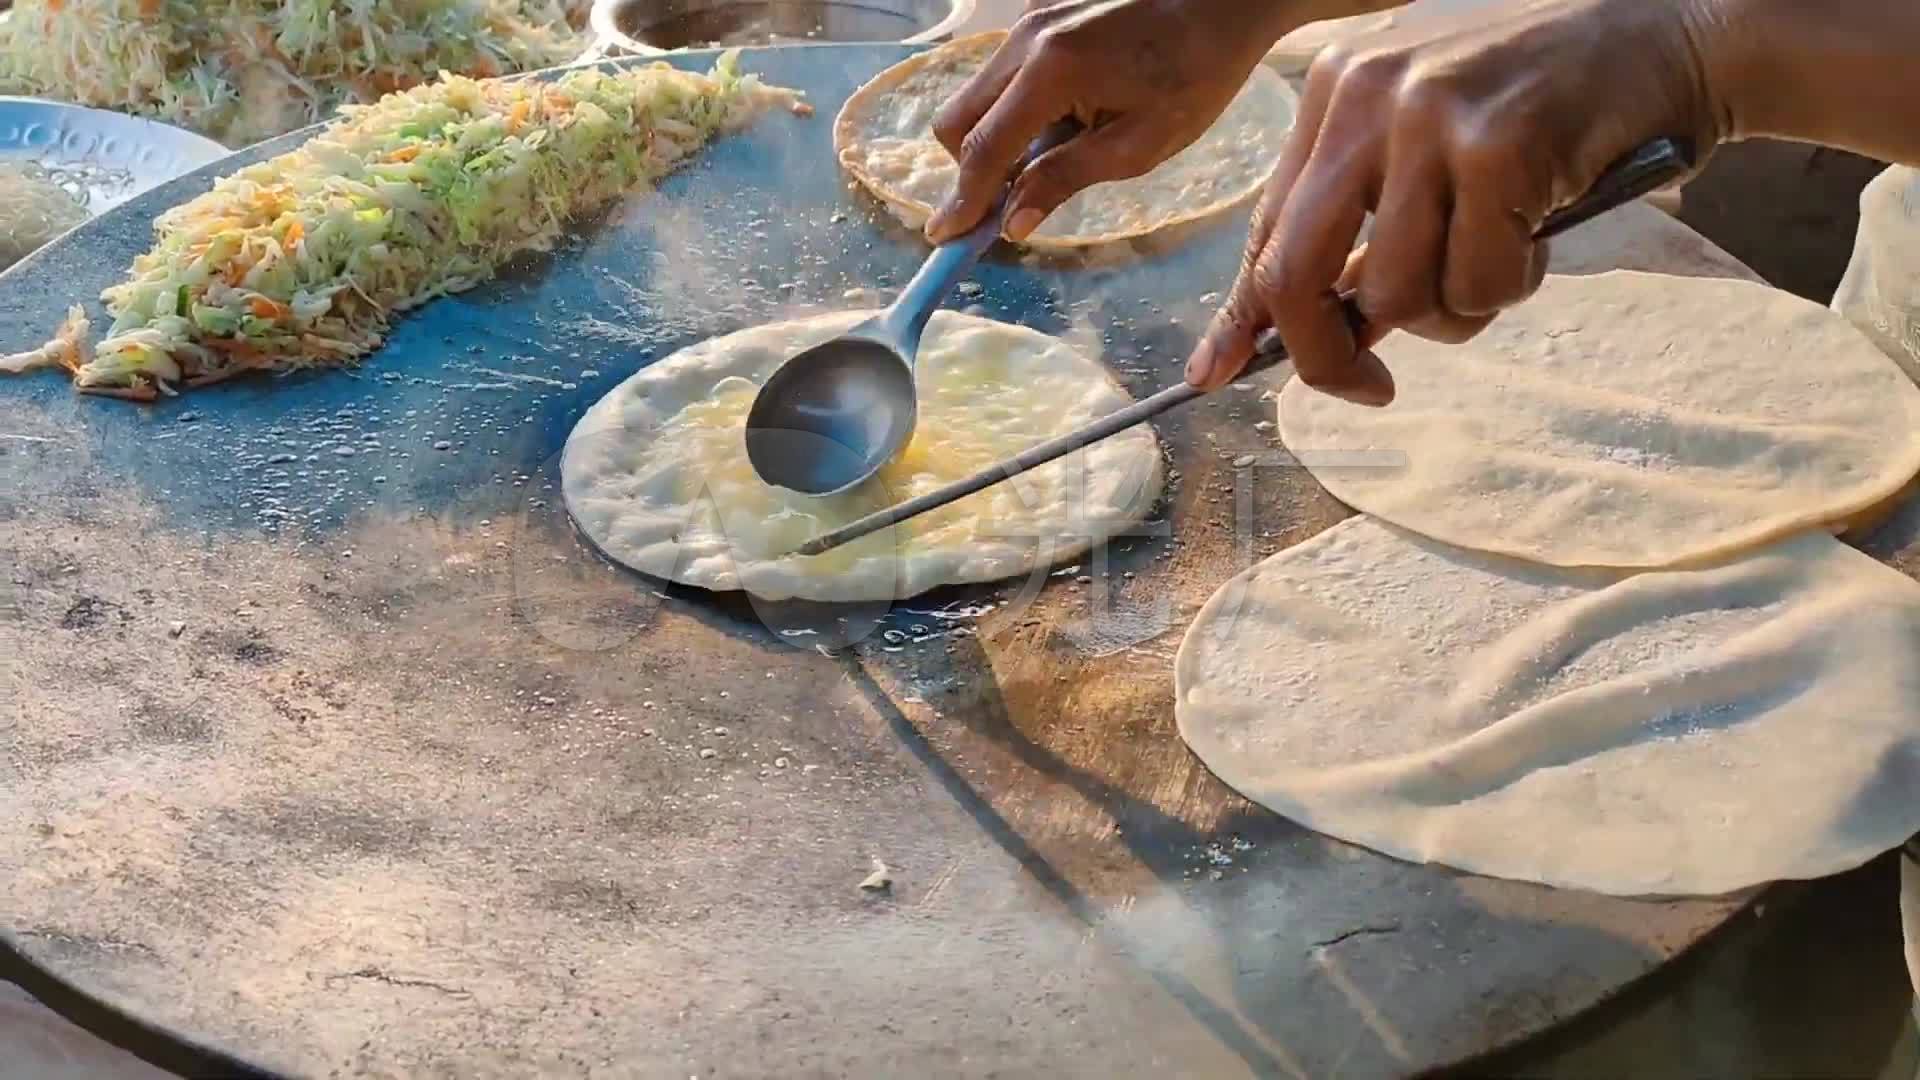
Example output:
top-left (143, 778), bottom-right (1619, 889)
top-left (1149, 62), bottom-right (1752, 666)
top-left (1701, 0), bottom-right (1920, 165)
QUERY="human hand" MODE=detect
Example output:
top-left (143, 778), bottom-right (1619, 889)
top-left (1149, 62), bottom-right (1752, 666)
top-left (924, 0), bottom-right (1300, 244)
top-left (1184, 0), bottom-right (1729, 401)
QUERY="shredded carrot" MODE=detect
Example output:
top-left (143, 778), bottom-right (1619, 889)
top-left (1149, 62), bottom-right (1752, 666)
top-left (46, 0), bottom-right (64, 13)
top-left (387, 144), bottom-right (422, 163)
top-left (507, 99), bottom-right (531, 133)
top-left (248, 297), bottom-right (288, 320)
top-left (206, 338), bottom-right (264, 360)
top-left (78, 383), bottom-right (159, 403)
top-left (284, 220), bottom-right (304, 246)
top-left (138, 0), bottom-right (161, 17)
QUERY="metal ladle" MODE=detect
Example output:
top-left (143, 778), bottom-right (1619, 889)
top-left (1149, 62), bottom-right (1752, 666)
top-left (744, 120), bottom-right (1081, 496)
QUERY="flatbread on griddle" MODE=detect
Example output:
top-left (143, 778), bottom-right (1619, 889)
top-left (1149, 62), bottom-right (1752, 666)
top-left (561, 310), bottom-right (1163, 603)
top-left (834, 32), bottom-right (1296, 251)
top-left (1176, 516), bottom-right (1920, 897)
top-left (1279, 270), bottom-right (1920, 569)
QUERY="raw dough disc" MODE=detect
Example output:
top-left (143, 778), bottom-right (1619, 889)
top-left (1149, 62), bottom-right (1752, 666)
top-left (561, 310), bottom-right (1163, 603)
top-left (834, 32), bottom-right (1296, 250)
top-left (1278, 270), bottom-right (1920, 569)
top-left (1175, 516), bottom-right (1920, 897)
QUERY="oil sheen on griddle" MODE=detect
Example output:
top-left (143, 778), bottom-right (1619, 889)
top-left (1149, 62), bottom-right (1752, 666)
top-left (617, 2), bottom-right (921, 49)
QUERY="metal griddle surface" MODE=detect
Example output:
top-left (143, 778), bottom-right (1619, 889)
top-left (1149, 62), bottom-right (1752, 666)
top-left (0, 45), bottom-right (1767, 1079)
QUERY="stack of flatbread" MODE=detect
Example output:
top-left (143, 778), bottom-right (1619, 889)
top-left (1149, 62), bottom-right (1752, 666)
top-left (1177, 268), bottom-right (1920, 897)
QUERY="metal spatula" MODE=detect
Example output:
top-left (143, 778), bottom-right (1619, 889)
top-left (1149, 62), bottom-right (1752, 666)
top-left (788, 136), bottom-right (1696, 559)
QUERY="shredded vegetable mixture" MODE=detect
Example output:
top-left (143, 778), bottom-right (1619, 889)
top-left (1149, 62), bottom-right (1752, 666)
top-left (2, 54), bottom-right (806, 400)
top-left (0, 162), bottom-right (91, 271)
top-left (0, 0), bottom-right (597, 146)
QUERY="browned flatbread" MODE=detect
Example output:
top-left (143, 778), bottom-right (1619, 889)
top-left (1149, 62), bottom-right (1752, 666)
top-left (834, 32), bottom-right (1295, 251)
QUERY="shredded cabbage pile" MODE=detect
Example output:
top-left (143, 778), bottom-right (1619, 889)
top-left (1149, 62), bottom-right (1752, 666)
top-left (0, 0), bottom-right (597, 146)
top-left (2, 53), bottom-right (805, 400)
top-left (0, 162), bottom-right (91, 271)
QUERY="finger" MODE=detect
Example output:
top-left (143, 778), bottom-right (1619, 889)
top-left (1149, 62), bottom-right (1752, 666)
top-left (929, 31), bottom-right (1028, 160)
top-left (1354, 144), bottom-right (1449, 333)
top-left (1335, 245), bottom-right (1395, 351)
top-left (1188, 266), bottom-right (1268, 392)
top-left (1402, 237), bottom-right (1544, 344)
top-left (925, 60), bottom-right (1064, 243)
top-left (1253, 140), bottom-right (1391, 404)
top-left (1358, 160), bottom-right (1495, 344)
top-left (1527, 237), bottom-right (1552, 292)
top-left (1184, 66), bottom-right (1337, 389)
top-left (1341, 245), bottom-right (1483, 369)
top-left (1441, 140), bottom-right (1554, 317)
top-left (1245, 53), bottom-right (1339, 261)
top-left (1186, 186), bottom-right (1293, 393)
top-left (1404, 308), bottom-right (1496, 345)
top-left (1416, 236), bottom-right (1549, 340)
top-left (1002, 113), bottom-right (1166, 240)
top-left (1442, 196), bottom-right (1543, 317)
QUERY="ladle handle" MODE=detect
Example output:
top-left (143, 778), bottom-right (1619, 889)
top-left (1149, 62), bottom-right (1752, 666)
top-left (882, 118), bottom-right (1086, 347)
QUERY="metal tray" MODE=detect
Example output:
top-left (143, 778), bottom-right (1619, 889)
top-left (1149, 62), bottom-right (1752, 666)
top-left (0, 95), bottom-right (228, 215)
top-left (589, 0), bottom-right (975, 53)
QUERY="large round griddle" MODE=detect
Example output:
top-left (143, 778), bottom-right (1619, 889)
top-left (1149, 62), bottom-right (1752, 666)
top-left (0, 45), bottom-right (1807, 1078)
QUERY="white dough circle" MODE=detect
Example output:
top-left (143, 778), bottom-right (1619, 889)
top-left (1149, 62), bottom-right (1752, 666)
top-left (834, 32), bottom-right (1296, 250)
top-left (1278, 270), bottom-right (1920, 569)
top-left (561, 310), bottom-right (1163, 603)
top-left (1175, 516), bottom-right (1920, 897)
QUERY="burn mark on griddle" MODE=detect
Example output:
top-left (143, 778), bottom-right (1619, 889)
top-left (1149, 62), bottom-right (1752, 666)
top-left (267, 696), bottom-right (317, 732)
top-left (1310, 923), bottom-right (1404, 951)
top-left (323, 967), bottom-right (471, 999)
top-left (58, 594), bottom-right (121, 631)
top-left (131, 697), bottom-right (215, 746)
top-left (533, 877), bottom-right (651, 923)
top-left (230, 636), bottom-right (282, 666)
top-left (227, 798), bottom-right (435, 858)
top-left (16, 927), bottom-right (160, 961)
top-left (193, 626), bottom-right (285, 668)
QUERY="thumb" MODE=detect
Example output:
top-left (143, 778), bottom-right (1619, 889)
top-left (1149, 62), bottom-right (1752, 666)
top-left (1186, 259), bottom-right (1267, 391)
top-left (925, 61), bottom-right (1057, 244)
top-left (1002, 113), bottom-right (1169, 241)
top-left (1183, 144), bottom-right (1299, 391)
